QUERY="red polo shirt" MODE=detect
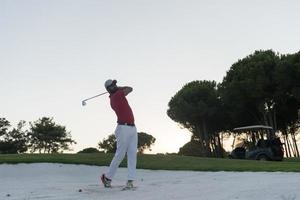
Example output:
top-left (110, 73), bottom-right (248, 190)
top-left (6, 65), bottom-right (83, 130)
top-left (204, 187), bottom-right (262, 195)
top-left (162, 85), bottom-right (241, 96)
top-left (110, 89), bottom-right (134, 124)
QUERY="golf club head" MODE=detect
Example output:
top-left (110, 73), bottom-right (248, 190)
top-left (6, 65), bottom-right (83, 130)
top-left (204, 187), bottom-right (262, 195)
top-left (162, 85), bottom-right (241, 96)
top-left (82, 101), bottom-right (87, 106)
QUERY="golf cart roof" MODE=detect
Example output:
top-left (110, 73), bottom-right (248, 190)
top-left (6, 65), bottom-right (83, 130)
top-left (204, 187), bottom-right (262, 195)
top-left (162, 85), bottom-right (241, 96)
top-left (233, 125), bottom-right (273, 131)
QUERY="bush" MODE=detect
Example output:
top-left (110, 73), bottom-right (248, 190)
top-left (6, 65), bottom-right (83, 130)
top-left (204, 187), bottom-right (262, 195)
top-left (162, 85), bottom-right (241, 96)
top-left (77, 147), bottom-right (101, 153)
top-left (178, 140), bottom-right (206, 157)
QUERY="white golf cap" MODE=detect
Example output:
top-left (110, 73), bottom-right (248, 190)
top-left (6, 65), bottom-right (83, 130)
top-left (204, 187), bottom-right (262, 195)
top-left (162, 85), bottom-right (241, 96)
top-left (104, 79), bottom-right (117, 88)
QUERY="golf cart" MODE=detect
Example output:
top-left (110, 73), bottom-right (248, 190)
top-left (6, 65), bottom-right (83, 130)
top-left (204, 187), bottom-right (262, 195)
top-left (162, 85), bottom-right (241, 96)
top-left (229, 125), bottom-right (284, 161)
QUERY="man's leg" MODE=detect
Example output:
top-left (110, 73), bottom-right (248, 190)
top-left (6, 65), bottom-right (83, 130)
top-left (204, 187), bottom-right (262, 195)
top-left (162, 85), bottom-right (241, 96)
top-left (127, 126), bottom-right (138, 181)
top-left (105, 126), bottom-right (127, 179)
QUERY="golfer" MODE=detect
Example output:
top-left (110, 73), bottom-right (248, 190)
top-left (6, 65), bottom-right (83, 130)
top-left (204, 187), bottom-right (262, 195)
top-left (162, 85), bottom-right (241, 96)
top-left (101, 79), bottom-right (138, 189)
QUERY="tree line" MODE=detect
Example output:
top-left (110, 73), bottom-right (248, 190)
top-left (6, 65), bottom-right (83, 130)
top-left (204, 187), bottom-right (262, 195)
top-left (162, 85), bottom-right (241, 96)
top-left (167, 50), bottom-right (300, 158)
top-left (78, 132), bottom-right (156, 154)
top-left (0, 117), bottom-right (75, 154)
top-left (0, 117), bottom-right (156, 154)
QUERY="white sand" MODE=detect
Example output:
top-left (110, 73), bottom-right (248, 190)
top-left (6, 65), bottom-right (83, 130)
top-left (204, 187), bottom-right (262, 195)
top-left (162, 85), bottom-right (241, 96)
top-left (0, 163), bottom-right (299, 200)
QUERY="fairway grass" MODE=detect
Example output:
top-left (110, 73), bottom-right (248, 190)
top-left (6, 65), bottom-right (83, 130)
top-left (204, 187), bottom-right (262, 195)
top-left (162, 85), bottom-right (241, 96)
top-left (0, 153), bottom-right (299, 172)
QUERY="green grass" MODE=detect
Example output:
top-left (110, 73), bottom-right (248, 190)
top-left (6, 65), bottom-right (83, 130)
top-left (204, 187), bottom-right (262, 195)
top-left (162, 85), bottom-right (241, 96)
top-left (0, 153), bottom-right (300, 172)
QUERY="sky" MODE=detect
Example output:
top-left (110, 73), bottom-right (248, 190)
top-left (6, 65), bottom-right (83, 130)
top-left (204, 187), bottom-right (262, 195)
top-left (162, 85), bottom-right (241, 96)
top-left (1, 0), bottom-right (300, 153)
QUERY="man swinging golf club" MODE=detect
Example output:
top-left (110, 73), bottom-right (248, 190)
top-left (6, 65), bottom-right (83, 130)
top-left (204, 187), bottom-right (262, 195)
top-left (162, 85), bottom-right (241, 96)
top-left (101, 79), bottom-right (138, 190)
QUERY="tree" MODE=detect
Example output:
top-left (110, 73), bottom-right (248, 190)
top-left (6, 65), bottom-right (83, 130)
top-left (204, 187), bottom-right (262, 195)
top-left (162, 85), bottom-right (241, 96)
top-left (274, 52), bottom-right (300, 157)
top-left (98, 134), bottom-right (117, 153)
top-left (167, 80), bottom-right (225, 157)
top-left (0, 118), bottom-right (10, 137)
top-left (219, 50), bottom-right (281, 130)
top-left (0, 119), bottom-right (28, 154)
top-left (27, 117), bottom-right (76, 153)
top-left (137, 132), bottom-right (156, 153)
top-left (98, 132), bottom-right (156, 154)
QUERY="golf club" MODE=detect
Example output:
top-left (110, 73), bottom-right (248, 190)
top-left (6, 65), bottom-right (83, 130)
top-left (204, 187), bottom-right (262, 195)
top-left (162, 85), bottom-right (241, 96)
top-left (82, 91), bottom-right (108, 106)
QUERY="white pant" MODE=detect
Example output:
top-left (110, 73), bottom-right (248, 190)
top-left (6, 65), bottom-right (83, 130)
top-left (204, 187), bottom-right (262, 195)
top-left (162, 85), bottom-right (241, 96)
top-left (106, 125), bottom-right (138, 181)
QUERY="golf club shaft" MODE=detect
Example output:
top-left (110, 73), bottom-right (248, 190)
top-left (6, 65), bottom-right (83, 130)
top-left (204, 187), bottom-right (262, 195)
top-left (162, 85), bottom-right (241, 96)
top-left (83, 92), bottom-right (108, 102)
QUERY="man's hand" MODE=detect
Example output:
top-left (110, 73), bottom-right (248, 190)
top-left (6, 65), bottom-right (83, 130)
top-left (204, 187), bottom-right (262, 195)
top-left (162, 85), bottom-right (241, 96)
top-left (119, 86), bottom-right (133, 96)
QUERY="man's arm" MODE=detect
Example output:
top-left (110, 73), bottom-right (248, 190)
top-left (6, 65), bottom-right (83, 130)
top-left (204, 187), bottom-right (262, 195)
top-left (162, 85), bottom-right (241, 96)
top-left (118, 86), bottom-right (133, 96)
